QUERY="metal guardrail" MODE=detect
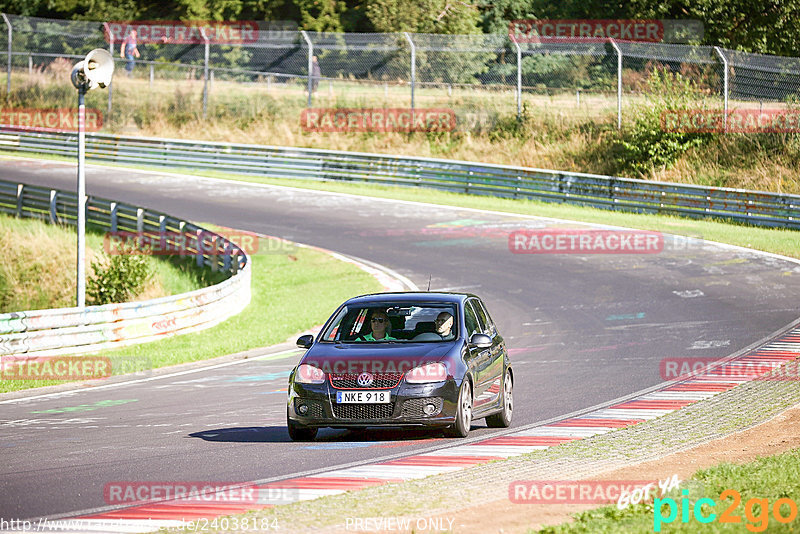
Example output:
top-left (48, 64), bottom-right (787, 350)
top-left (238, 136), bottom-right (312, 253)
top-left (0, 178), bottom-right (251, 358)
top-left (1, 128), bottom-right (798, 230)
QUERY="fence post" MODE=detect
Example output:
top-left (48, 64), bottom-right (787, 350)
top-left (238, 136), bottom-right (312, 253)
top-left (110, 201), bottom-right (118, 232)
top-left (609, 38), bottom-right (622, 129)
top-left (714, 46), bottom-right (729, 132)
top-left (201, 27), bottom-right (209, 119)
top-left (300, 30), bottom-right (313, 108)
top-left (403, 32), bottom-right (415, 112)
top-left (512, 38), bottom-right (522, 118)
top-left (49, 189), bottom-right (57, 223)
top-left (16, 183), bottom-right (22, 217)
top-left (2, 14), bottom-right (11, 100)
top-left (103, 22), bottom-right (113, 121)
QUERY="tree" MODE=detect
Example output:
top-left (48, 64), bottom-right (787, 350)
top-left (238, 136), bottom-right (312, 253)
top-left (366, 0), bottom-right (482, 35)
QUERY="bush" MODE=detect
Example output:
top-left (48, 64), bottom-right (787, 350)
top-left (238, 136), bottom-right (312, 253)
top-left (613, 68), bottom-right (714, 174)
top-left (87, 253), bottom-right (153, 305)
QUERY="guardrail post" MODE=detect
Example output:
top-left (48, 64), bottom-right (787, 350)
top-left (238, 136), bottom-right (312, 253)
top-left (2, 14), bottom-right (12, 100)
top-left (511, 38), bottom-right (522, 119)
top-left (201, 27), bottom-right (209, 119)
top-left (403, 32), bottom-right (415, 112)
top-left (300, 30), bottom-right (313, 108)
top-left (16, 183), bottom-right (22, 216)
top-left (714, 46), bottom-right (729, 132)
top-left (196, 229), bottom-right (204, 268)
top-left (609, 38), bottom-right (622, 129)
top-left (136, 207), bottom-right (144, 234)
top-left (110, 202), bottom-right (118, 232)
top-left (149, 63), bottom-right (154, 89)
top-left (223, 241), bottom-right (232, 272)
top-left (49, 189), bottom-right (57, 223)
top-left (103, 22), bottom-right (113, 120)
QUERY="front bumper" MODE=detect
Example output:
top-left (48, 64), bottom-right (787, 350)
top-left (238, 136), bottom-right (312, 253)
top-left (287, 378), bottom-right (461, 428)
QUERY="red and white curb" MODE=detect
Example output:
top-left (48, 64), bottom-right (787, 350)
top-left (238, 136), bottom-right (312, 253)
top-left (7, 328), bottom-right (800, 533)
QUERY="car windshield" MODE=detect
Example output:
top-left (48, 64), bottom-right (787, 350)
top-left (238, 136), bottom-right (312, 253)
top-left (320, 304), bottom-right (458, 343)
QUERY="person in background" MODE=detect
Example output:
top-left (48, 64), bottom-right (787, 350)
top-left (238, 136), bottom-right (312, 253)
top-left (435, 311), bottom-right (455, 341)
top-left (311, 55), bottom-right (321, 93)
top-left (121, 30), bottom-right (140, 76)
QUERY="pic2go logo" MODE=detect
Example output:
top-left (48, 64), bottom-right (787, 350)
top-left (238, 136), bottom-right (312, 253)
top-left (654, 489), bottom-right (799, 532)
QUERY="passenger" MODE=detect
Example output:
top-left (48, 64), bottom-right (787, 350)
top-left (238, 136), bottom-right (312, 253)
top-left (359, 310), bottom-right (397, 341)
top-left (435, 311), bottom-right (455, 340)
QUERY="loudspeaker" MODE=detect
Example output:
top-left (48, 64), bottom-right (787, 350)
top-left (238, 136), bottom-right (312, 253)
top-left (71, 49), bottom-right (115, 90)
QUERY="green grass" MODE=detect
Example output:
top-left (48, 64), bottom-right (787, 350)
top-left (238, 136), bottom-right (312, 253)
top-left (538, 448), bottom-right (800, 533)
top-left (1, 242), bottom-right (382, 393)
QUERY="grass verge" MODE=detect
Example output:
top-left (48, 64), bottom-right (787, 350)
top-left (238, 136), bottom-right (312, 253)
top-left (0, 214), bottom-right (214, 312)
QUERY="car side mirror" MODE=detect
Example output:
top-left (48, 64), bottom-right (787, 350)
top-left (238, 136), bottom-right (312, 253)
top-left (469, 333), bottom-right (492, 349)
top-left (296, 334), bottom-right (314, 349)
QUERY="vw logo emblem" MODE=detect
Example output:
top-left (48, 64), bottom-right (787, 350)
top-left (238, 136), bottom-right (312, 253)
top-left (357, 372), bottom-right (374, 387)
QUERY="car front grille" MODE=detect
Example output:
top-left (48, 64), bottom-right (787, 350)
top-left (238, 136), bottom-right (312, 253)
top-left (294, 399), bottom-right (324, 418)
top-left (401, 397), bottom-right (444, 418)
top-left (331, 403), bottom-right (395, 420)
top-left (329, 372), bottom-right (403, 390)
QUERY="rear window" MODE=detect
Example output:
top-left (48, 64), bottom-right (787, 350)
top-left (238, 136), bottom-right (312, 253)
top-left (320, 303), bottom-right (458, 343)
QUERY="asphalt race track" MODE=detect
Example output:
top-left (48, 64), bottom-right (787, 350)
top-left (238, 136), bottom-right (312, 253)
top-left (3, 157), bottom-right (800, 520)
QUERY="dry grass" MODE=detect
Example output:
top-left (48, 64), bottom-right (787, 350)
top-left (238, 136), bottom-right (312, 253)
top-left (6, 70), bottom-right (800, 195)
top-left (0, 215), bottom-right (170, 313)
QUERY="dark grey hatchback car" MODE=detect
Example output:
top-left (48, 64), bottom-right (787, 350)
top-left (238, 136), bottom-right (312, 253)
top-left (287, 292), bottom-right (513, 440)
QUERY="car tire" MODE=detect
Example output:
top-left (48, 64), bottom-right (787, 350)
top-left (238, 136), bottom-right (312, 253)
top-left (486, 371), bottom-right (513, 428)
top-left (287, 408), bottom-right (318, 441)
top-left (446, 380), bottom-right (472, 438)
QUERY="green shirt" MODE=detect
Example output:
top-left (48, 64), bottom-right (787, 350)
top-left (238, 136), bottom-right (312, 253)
top-left (361, 333), bottom-right (397, 341)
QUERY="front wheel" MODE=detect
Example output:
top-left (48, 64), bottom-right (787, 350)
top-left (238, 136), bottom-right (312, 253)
top-left (486, 371), bottom-right (513, 428)
top-left (287, 408), bottom-right (318, 441)
top-left (446, 380), bottom-right (473, 438)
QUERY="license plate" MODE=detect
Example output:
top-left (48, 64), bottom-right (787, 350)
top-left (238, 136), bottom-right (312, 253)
top-left (336, 390), bottom-right (390, 403)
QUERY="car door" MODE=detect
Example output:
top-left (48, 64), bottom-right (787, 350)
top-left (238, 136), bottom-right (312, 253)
top-left (463, 300), bottom-right (489, 403)
top-left (465, 298), bottom-right (494, 409)
top-left (473, 298), bottom-right (505, 409)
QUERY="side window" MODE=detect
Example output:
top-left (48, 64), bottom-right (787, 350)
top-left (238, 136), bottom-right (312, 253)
top-left (476, 300), bottom-right (496, 335)
top-left (464, 302), bottom-right (481, 338)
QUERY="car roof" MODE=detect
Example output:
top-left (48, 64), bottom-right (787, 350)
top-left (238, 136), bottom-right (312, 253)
top-left (343, 292), bottom-right (475, 306)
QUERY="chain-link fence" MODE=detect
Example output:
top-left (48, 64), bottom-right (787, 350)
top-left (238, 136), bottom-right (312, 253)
top-left (1, 13), bottom-right (799, 132)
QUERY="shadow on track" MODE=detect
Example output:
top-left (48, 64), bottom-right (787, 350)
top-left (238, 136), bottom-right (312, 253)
top-left (188, 426), bottom-right (292, 442)
top-left (187, 426), bottom-right (450, 443)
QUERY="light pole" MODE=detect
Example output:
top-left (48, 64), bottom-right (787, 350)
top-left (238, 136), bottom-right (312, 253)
top-left (70, 49), bottom-right (114, 308)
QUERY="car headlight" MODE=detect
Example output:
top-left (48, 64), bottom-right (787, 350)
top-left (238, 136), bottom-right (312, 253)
top-left (405, 362), bottom-right (447, 384)
top-left (295, 364), bottom-right (326, 384)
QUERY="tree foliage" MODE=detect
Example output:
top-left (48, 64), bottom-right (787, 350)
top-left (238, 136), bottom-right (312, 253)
top-left (0, 0), bottom-right (797, 56)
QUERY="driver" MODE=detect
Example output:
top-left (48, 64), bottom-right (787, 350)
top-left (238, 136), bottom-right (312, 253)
top-left (358, 309), bottom-right (397, 341)
top-left (435, 311), bottom-right (455, 340)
